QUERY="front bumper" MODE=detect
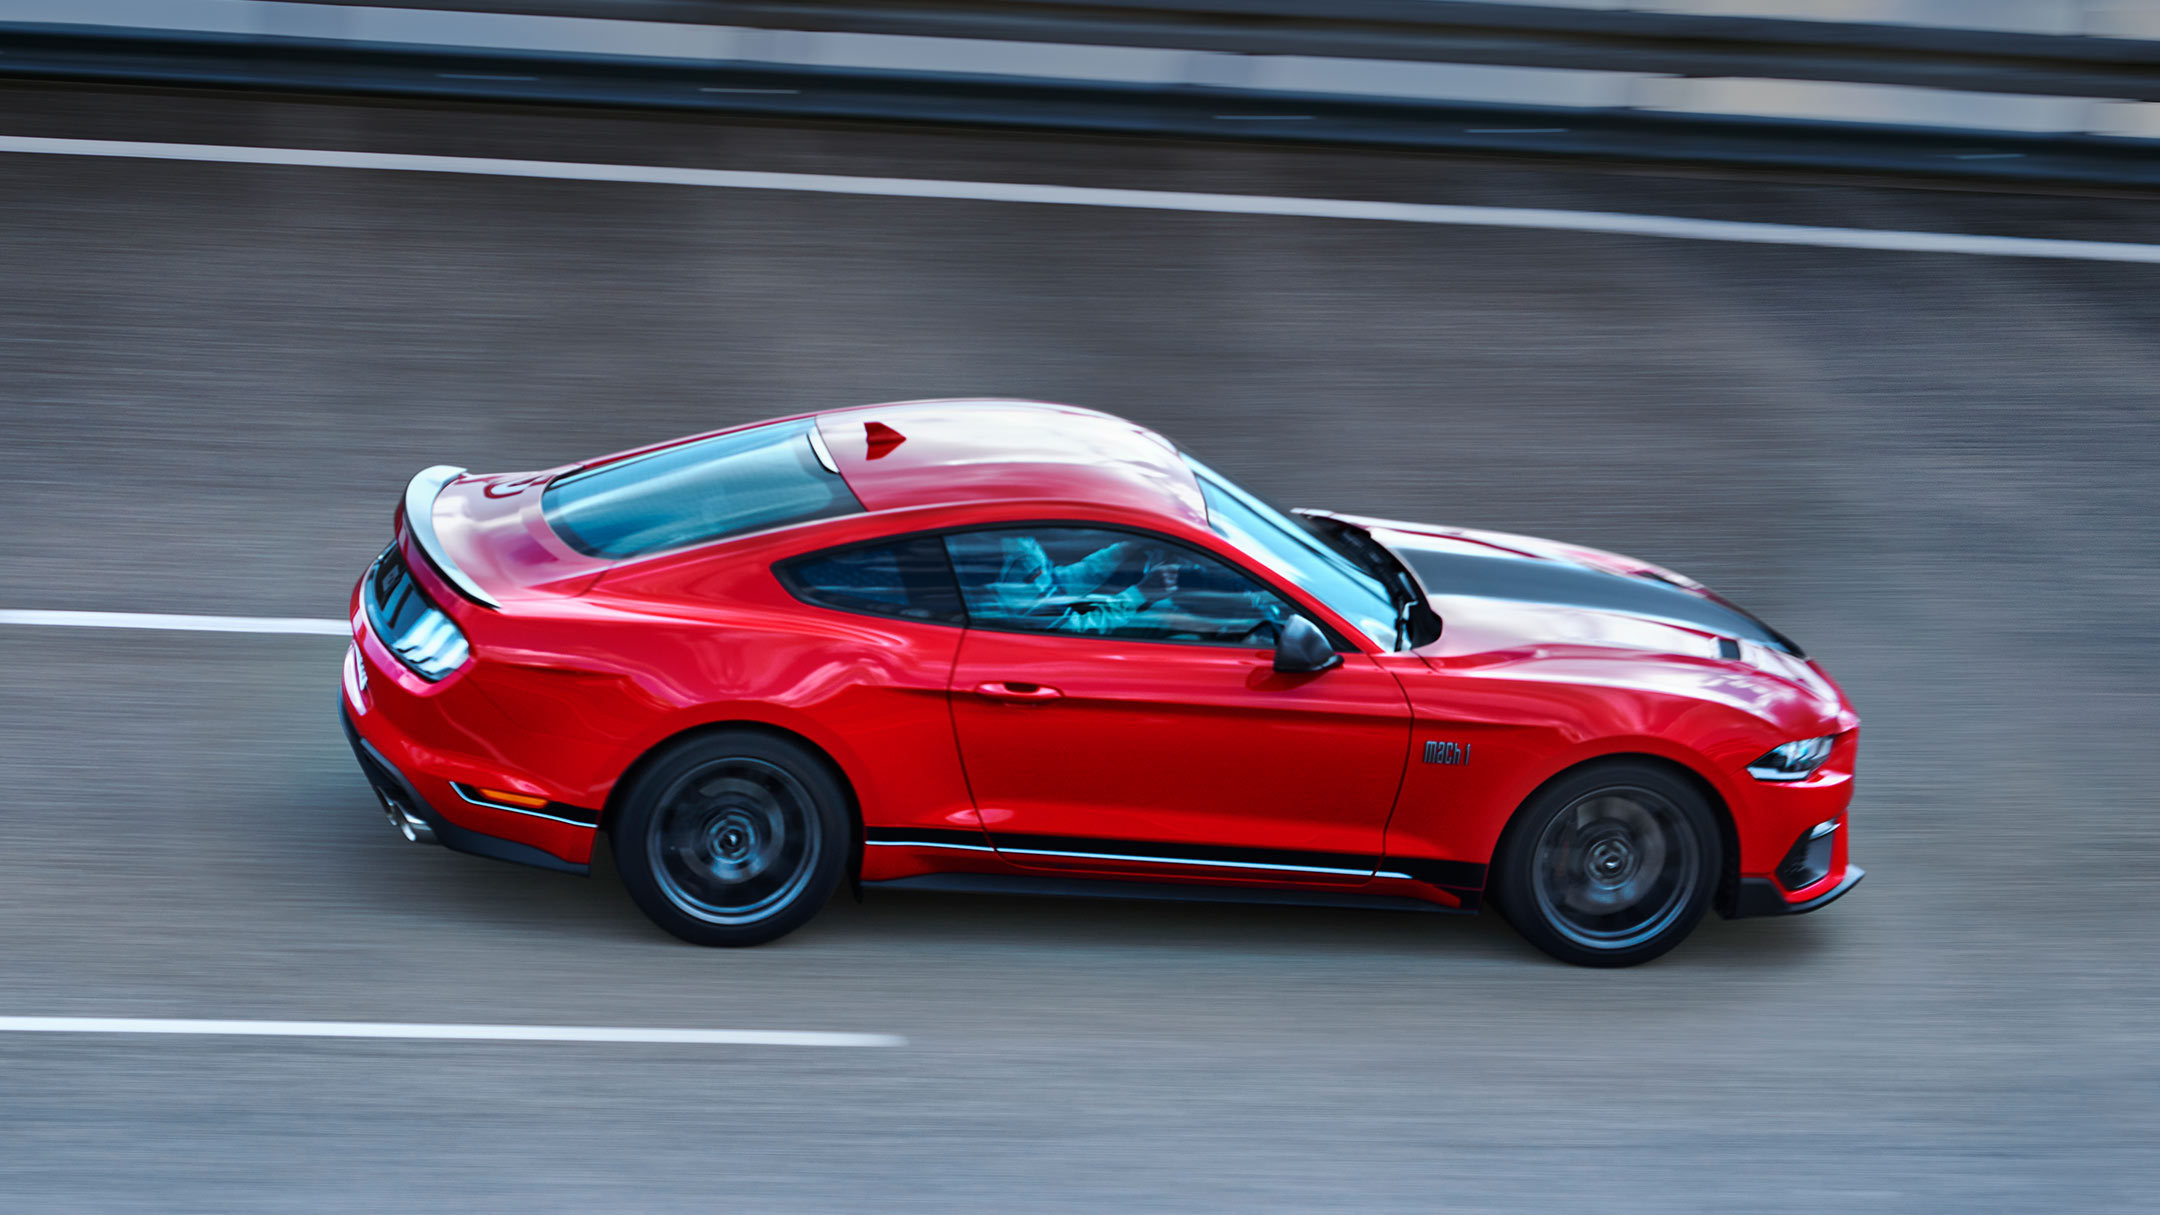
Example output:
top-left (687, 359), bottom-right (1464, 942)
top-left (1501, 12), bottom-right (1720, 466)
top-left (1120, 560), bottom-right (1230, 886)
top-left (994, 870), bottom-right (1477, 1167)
top-left (1727, 865), bottom-right (1865, 919)
top-left (340, 701), bottom-right (589, 875)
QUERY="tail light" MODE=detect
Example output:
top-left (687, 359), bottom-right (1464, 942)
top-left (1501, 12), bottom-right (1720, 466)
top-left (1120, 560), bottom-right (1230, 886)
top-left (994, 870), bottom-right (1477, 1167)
top-left (364, 544), bottom-right (471, 682)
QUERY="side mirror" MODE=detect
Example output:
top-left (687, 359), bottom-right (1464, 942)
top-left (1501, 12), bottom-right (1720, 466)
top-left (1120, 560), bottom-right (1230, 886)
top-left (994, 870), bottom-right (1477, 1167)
top-left (1272, 615), bottom-right (1342, 674)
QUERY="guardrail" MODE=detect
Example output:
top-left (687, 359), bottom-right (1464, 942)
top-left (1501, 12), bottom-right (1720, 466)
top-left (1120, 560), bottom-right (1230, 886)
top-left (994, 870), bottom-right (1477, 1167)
top-left (5, 1), bottom-right (2160, 187)
top-left (178, 0), bottom-right (2160, 98)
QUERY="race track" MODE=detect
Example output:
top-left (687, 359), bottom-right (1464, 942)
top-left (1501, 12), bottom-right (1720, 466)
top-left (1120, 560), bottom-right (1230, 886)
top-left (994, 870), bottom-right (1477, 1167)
top-left (1, 81), bottom-right (2155, 1211)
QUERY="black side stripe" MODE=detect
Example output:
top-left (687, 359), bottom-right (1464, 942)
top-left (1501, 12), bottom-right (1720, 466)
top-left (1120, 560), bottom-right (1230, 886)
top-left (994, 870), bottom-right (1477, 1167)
top-left (868, 826), bottom-right (1488, 894)
top-left (987, 832), bottom-right (1376, 875)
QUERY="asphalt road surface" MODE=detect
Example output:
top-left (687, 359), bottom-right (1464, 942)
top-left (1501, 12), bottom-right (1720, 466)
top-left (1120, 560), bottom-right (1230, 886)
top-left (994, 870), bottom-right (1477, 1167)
top-left (1, 82), bottom-right (2155, 1212)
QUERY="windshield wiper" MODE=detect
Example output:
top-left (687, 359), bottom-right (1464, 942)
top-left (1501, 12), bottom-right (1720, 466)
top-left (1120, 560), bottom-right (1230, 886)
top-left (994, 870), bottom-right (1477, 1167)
top-left (1297, 513), bottom-right (1442, 649)
top-left (1392, 596), bottom-right (1418, 653)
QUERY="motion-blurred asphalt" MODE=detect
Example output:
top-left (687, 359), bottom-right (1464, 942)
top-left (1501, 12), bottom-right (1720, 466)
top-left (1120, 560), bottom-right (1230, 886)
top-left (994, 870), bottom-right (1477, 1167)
top-left (1, 82), bottom-right (2156, 1212)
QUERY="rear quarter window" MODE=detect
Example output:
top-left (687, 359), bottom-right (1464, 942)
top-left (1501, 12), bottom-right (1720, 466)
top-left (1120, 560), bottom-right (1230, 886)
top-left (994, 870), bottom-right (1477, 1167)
top-left (776, 535), bottom-right (967, 625)
top-left (543, 420), bottom-right (859, 558)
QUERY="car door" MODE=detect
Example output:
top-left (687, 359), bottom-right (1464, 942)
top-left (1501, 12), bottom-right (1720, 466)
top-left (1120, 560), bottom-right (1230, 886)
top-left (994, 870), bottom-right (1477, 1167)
top-left (943, 525), bottom-right (1412, 884)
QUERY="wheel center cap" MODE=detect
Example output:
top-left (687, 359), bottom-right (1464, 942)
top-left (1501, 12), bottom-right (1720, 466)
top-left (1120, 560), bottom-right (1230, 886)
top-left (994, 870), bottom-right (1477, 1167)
top-left (705, 812), bottom-right (759, 864)
top-left (1584, 837), bottom-right (1639, 887)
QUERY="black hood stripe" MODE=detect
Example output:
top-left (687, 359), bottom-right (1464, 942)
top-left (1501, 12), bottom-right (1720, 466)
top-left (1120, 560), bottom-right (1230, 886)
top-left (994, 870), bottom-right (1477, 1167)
top-left (1394, 548), bottom-right (1801, 655)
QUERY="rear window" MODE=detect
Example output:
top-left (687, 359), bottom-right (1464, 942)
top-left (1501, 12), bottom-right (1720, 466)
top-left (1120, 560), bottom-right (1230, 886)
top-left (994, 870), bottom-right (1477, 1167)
top-left (543, 420), bottom-right (859, 559)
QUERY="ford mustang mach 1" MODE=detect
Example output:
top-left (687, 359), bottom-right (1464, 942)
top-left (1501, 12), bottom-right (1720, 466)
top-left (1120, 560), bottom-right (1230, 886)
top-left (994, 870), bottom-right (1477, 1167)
top-left (340, 399), bottom-right (1861, 966)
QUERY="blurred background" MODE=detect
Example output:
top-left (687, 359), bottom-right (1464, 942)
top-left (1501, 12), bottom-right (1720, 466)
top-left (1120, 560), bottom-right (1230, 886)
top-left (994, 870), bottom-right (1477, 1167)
top-left (1, 1), bottom-right (2156, 1210)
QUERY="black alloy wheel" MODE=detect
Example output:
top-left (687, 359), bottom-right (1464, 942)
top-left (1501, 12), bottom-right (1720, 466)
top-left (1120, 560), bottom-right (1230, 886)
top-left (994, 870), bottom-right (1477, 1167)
top-left (612, 730), bottom-right (848, 947)
top-left (1493, 761), bottom-right (1721, 968)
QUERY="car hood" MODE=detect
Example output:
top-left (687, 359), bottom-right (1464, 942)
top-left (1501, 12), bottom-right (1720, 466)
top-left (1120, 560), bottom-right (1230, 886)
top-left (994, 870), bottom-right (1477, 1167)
top-left (1325, 514), bottom-right (1848, 724)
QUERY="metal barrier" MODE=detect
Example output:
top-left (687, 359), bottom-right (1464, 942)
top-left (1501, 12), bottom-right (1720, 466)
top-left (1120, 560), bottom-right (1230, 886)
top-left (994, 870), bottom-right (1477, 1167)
top-left (5, 0), bottom-right (2160, 186)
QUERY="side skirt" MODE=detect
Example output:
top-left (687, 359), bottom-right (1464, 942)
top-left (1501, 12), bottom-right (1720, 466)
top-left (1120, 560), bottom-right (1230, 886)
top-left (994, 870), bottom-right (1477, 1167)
top-left (863, 871), bottom-right (1473, 915)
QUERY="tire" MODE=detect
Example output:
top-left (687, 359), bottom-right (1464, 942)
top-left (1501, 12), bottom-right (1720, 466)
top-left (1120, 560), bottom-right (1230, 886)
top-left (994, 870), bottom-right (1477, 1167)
top-left (611, 730), bottom-right (848, 947)
top-left (1492, 761), bottom-right (1721, 968)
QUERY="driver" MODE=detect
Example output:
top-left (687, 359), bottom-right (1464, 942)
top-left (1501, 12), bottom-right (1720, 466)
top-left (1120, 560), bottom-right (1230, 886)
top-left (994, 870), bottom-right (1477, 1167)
top-left (989, 535), bottom-right (1183, 636)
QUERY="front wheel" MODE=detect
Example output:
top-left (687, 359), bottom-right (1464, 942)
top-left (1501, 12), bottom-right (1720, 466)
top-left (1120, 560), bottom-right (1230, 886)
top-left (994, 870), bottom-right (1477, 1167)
top-left (611, 731), bottom-right (848, 947)
top-left (1492, 762), bottom-right (1721, 968)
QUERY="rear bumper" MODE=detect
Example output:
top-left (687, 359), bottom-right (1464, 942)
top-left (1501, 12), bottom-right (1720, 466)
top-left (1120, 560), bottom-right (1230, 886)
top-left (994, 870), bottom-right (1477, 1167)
top-left (1727, 865), bottom-right (1865, 919)
top-left (340, 701), bottom-right (588, 876)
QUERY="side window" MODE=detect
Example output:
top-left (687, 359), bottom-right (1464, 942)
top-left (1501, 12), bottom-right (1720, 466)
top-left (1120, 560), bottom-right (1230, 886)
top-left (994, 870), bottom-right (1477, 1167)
top-left (944, 526), bottom-right (1296, 645)
top-left (777, 535), bottom-right (966, 625)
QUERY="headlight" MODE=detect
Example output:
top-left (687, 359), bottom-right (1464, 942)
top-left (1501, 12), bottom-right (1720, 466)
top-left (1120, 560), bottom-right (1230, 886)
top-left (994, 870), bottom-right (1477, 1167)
top-left (1747, 735), bottom-right (1835, 782)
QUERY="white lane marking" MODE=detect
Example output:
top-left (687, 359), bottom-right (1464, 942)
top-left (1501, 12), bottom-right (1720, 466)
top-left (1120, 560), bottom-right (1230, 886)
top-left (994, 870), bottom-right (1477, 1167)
top-left (4, 134), bottom-right (2159, 264)
top-left (0, 1015), bottom-right (904, 1047)
top-left (0, 609), bottom-right (347, 636)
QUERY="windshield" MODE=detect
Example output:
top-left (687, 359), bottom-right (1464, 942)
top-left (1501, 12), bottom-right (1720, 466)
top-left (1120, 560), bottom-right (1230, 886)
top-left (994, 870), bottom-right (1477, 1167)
top-left (543, 420), bottom-right (859, 558)
top-left (1184, 456), bottom-right (1398, 648)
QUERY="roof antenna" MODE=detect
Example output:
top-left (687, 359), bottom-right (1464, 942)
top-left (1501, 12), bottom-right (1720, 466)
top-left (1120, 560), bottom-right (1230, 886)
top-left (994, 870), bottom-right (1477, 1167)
top-left (864, 421), bottom-right (906, 459)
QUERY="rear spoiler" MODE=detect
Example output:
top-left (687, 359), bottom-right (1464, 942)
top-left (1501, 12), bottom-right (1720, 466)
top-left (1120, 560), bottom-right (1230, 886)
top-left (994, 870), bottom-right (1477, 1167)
top-left (403, 465), bottom-right (500, 609)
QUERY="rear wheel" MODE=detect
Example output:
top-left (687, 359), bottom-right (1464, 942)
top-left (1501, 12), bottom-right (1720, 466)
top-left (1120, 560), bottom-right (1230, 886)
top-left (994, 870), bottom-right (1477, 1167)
top-left (1493, 761), bottom-right (1720, 968)
top-left (612, 731), bottom-right (848, 947)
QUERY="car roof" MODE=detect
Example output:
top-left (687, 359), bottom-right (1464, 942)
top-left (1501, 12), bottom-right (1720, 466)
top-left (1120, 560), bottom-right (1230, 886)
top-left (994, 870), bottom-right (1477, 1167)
top-left (811, 399), bottom-right (1209, 529)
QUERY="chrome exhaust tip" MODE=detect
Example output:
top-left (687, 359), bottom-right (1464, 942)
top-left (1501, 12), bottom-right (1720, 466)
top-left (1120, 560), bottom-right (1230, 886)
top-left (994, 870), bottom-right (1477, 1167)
top-left (376, 791), bottom-right (438, 845)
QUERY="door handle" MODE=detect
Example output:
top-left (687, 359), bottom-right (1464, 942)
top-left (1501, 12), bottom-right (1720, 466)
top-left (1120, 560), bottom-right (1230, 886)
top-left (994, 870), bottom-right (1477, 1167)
top-left (973, 681), bottom-right (1063, 702)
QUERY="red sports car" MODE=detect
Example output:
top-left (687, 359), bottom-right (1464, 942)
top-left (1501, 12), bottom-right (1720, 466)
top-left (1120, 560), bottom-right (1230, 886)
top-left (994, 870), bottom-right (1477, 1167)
top-left (341, 399), bottom-right (1860, 966)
